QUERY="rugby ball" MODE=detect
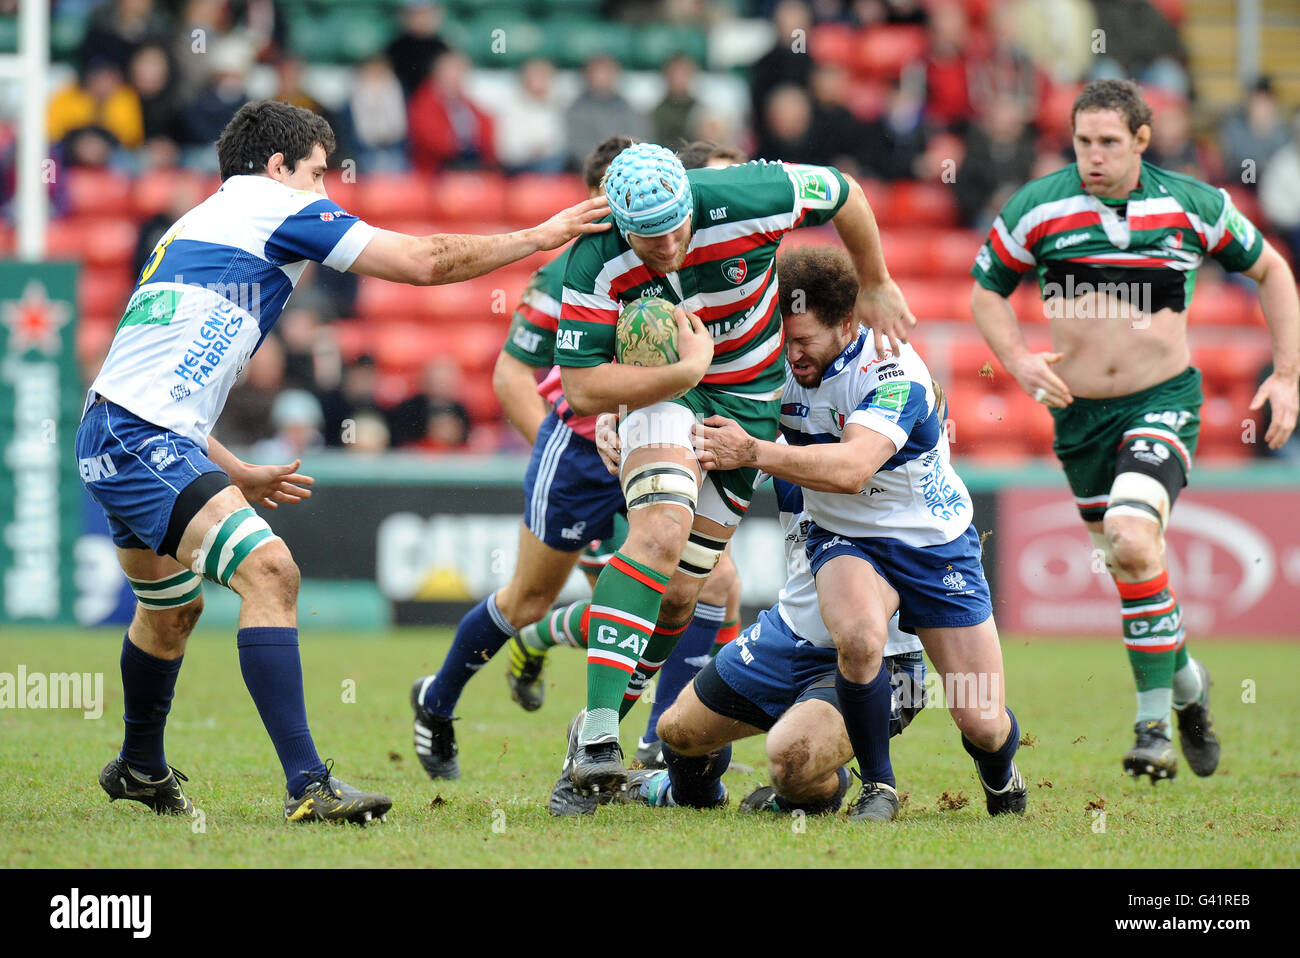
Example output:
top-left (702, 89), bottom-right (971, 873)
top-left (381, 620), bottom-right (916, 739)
top-left (616, 297), bottom-right (679, 367)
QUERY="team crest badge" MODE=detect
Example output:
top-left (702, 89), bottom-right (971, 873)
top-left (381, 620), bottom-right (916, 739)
top-left (721, 257), bottom-right (747, 284)
top-left (943, 571), bottom-right (967, 591)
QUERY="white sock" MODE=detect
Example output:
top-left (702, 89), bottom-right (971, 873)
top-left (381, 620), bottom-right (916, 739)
top-left (1172, 659), bottom-right (1203, 709)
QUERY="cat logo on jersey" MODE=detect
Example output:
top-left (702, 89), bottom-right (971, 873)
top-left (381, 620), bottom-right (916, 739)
top-left (721, 257), bottom-right (747, 285)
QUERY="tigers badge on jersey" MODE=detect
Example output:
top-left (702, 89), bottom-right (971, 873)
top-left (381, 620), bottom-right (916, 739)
top-left (721, 257), bottom-right (747, 284)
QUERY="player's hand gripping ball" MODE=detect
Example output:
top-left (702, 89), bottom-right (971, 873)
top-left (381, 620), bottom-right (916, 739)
top-left (616, 296), bottom-right (680, 367)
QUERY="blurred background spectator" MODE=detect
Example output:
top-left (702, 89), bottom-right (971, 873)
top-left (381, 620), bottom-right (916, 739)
top-left (565, 55), bottom-right (648, 171)
top-left (1220, 77), bottom-right (1292, 189)
top-left (495, 58), bottom-right (566, 174)
top-left (407, 50), bottom-right (496, 172)
top-left (386, 0), bottom-right (450, 100)
top-left (251, 389), bottom-right (325, 463)
top-left (388, 357), bottom-right (472, 450)
top-left (955, 95), bottom-right (1037, 232)
top-left (652, 54), bottom-right (700, 149)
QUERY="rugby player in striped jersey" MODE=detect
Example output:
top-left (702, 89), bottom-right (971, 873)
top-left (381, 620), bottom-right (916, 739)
top-left (550, 142), bottom-right (916, 796)
top-left (970, 79), bottom-right (1299, 782)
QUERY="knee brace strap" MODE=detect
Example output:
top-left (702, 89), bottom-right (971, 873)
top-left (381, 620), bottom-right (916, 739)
top-left (678, 529), bottom-right (727, 578)
top-left (1105, 471), bottom-right (1170, 528)
top-left (623, 461), bottom-right (698, 513)
top-left (126, 569), bottom-right (203, 610)
top-left (191, 507), bottom-right (279, 586)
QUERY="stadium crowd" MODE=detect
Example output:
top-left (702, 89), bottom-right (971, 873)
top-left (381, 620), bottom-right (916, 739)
top-left (2, 0), bottom-right (1296, 457)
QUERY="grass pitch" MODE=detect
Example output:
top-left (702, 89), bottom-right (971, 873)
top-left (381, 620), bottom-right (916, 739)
top-left (2, 628), bottom-right (1297, 868)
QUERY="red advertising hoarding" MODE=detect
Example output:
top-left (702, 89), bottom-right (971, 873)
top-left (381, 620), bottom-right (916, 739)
top-left (997, 489), bottom-right (1300, 637)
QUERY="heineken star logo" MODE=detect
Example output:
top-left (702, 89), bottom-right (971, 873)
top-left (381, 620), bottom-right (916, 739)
top-left (2, 280), bottom-right (71, 355)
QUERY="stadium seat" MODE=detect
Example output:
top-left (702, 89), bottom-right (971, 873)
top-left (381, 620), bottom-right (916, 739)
top-left (1036, 83), bottom-right (1084, 144)
top-left (78, 267), bottom-right (134, 318)
top-left (46, 219), bottom-right (137, 267)
top-left (323, 173), bottom-right (357, 213)
top-left (355, 174), bottom-right (433, 222)
top-left (356, 277), bottom-right (435, 321)
top-left (628, 24), bottom-right (709, 70)
top-left (844, 78), bottom-right (890, 121)
top-left (1188, 281), bottom-right (1255, 327)
top-left (431, 172), bottom-right (508, 223)
top-left (132, 168), bottom-right (206, 219)
top-left (933, 229), bottom-right (984, 278)
top-left (881, 181), bottom-right (959, 229)
top-left (1198, 385), bottom-right (1256, 449)
top-left (504, 174), bottom-right (589, 227)
top-left (461, 376), bottom-right (503, 424)
top-left (1010, 283), bottom-right (1048, 324)
top-left (543, 18), bottom-right (633, 69)
top-left (880, 231), bottom-right (935, 279)
top-left (64, 169), bottom-right (132, 218)
top-left (896, 278), bottom-right (970, 320)
top-left (427, 278), bottom-right (501, 322)
top-left (809, 23), bottom-right (856, 68)
top-left (850, 25), bottom-right (928, 81)
top-left (1191, 342), bottom-right (1270, 389)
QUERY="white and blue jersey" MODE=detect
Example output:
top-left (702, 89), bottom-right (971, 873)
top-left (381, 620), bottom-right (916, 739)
top-left (782, 328), bottom-right (992, 633)
top-left (779, 327), bottom-right (972, 548)
top-left (86, 175), bottom-right (378, 447)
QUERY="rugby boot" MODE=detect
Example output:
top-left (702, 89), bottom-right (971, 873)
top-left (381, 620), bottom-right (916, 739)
top-left (284, 760), bottom-right (392, 824)
top-left (549, 710), bottom-right (603, 817)
top-left (738, 784), bottom-right (784, 814)
top-left (411, 677), bottom-right (459, 780)
top-left (979, 761), bottom-right (1028, 816)
top-left (1174, 660), bottom-right (1220, 777)
top-left (99, 756), bottom-right (194, 816)
top-left (1123, 719), bottom-right (1178, 783)
top-left (571, 736), bottom-right (627, 794)
top-left (631, 736), bottom-right (665, 769)
top-left (505, 635), bottom-right (548, 712)
top-left (847, 777), bottom-right (900, 823)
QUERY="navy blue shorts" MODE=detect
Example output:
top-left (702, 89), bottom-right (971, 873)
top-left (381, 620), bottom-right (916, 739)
top-left (523, 412), bottom-right (624, 551)
top-left (75, 399), bottom-right (226, 553)
top-left (696, 607), bottom-right (926, 735)
top-left (805, 523), bottom-right (992, 635)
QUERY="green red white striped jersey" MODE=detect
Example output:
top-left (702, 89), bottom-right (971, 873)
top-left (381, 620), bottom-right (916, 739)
top-left (971, 161), bottom-right (1264, 307)
top-left (503, 248), bottom-right (568, 369)
top-left (557, 160), bottom-right (851, 397)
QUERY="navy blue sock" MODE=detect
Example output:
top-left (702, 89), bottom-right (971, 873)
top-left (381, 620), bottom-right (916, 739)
top-left (837, 663), bottom-right (895, 788)
top-left (962, 707), bottom-right (1020, 791)
top-left (119, 634), bottom-right (183, 780)
top-left (236, 627), bottom-right (326, 799)
top-left (643, 601), bottom-right (725, 744)
top-left (775, 766), bottom-right (851, 815)
top-left (424, 592), bottom-right (514, 717)
top-left (662, 743), bottom-right (730, 807)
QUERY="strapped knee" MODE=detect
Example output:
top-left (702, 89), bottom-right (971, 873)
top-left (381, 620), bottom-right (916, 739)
top-left (622, 460), bottom-right (698, 514)
top-left (1105, 471), bottom-right (1171, 528)
top-left (127, 569), bottom-right (203, 610)
top-left (678, 529), bottom-right (727, 578)
top-left (1088, 531), bottom-right (1119, 576)
top-left (189, 507), bottom-right (280, 587)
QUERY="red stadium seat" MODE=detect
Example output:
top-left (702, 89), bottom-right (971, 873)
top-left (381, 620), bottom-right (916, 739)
top-left (323, 172), bottom-right (357, 213)
top-left (356, 277), bottom-right (434, 320)
top-left (78, 266), bottom-right (134, 318)
top-left (431, 172), bottom-right (508, 224)
top-left (132, 168), bottom-right (205, 219)
top-left (65, 169), bottom-right (132, 218)
top-left (1198, 385), bottom-right (1256, 448)
top-left (1191, 342), bottom-right (1270, 389)
top-left (809, 23), bottom-right (856, 68)
top-left (461, 376), bottom-right (502, 424)
top-left (504, 174), bottom-right (589, 228)
top-left (850, 25), bottom-right (928, 81)
top-left (897, 278), bottom-right (970, 320)
top-left (880, 230), bottom-right (934, 279)
top-left (46, 218), bottom-right (137, 267)
top-left (844, 78), bottom-right (889, 121)
top-left (0, 222), bottom-right (13, 254)
top-left (1037, 83), bottom-right (1085, 145)
top-left (881, 181), bottom-right (959, 229)
top-left (355, 173), bottom-right (433, 222)
top-left (331, 318), bottom-right (368, 361)
top-left (1010, 283), bottom-right (1048, 324)
top-left (933, 229), bottom-right (984, 278)
top-left (427, 278), bottom-right (500, 322)
top-left (857, 177), bottom-right (889, 216)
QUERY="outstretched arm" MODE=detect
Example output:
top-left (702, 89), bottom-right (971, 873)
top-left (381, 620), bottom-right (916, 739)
top-left (691, 416), bottom-right (896, 494)
top-left (970, 281), bottom-right (1072, 407)
top-left (831, 175), bottom-right (918, 355)
top-left (349, 196), bottom-right (610, 286)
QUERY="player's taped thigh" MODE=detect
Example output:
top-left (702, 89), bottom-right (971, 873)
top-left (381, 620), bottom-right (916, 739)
top-left (1104, 471), bottom-right (1176, 528)
top-left (619, 401), bottom-right (700, 514)
top-left (126, 569), bottom-right (203, 610)
top-left (189, 506), bottom-right (281, 587)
